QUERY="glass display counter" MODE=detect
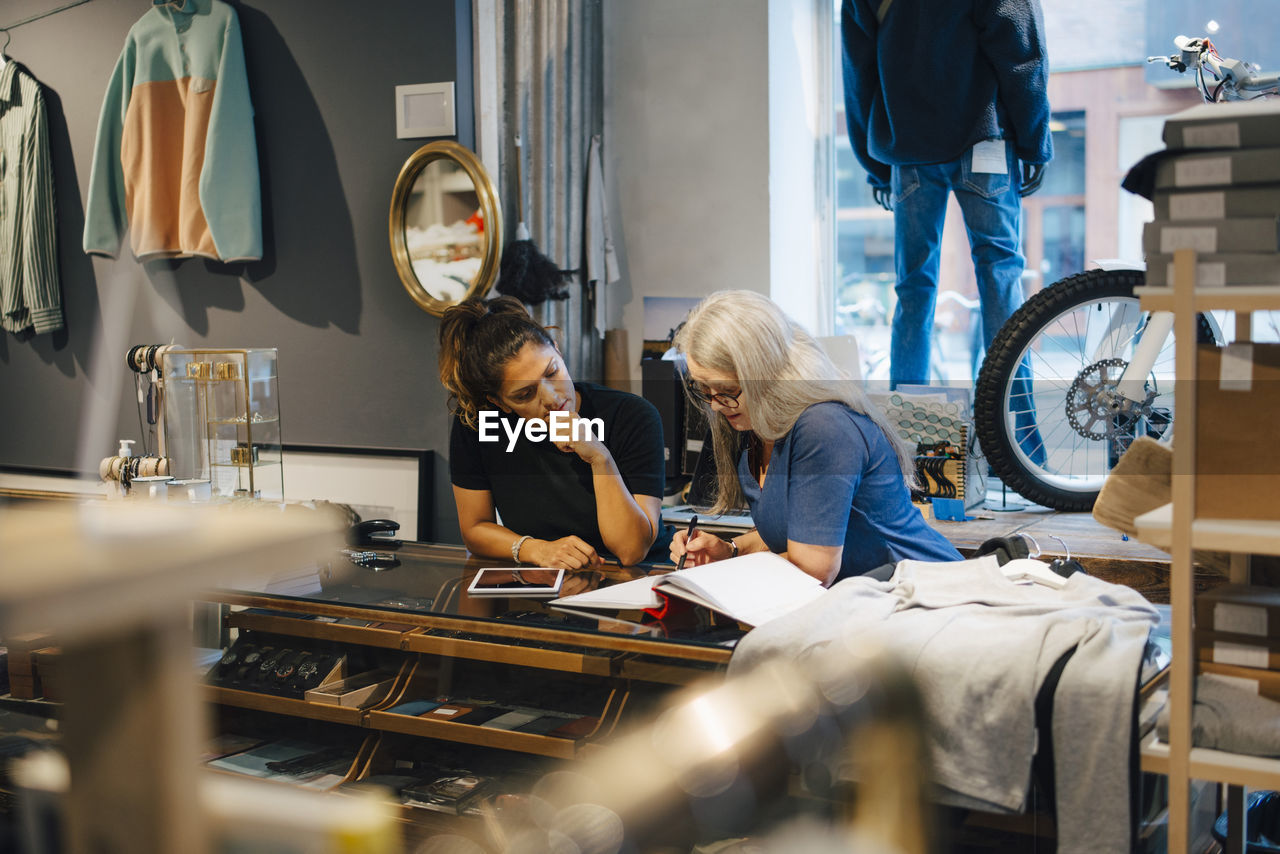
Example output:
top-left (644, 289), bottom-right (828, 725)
top-left (200, 541), bottom-right (739, 845)
top-left (214, 540), bottom-right (740, 652)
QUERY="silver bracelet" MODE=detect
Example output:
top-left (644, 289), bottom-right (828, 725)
top-left (511, 534), bottom-right (533, 564)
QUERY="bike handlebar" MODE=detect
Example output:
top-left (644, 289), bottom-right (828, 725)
top-left (1148, 35), bottom-right (1280, 102)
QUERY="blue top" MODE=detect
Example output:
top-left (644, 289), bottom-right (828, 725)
top-left (840, 0), bottom-right (1052, 189)
top-left (740, 402), bottom-right (961, 580)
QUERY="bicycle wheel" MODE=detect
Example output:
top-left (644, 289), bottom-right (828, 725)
top-left (974, 268), bottom-right (1216, 511)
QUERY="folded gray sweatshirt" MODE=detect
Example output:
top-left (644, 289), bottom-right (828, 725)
top-left (1158, 674), bottom-right (1280, 755)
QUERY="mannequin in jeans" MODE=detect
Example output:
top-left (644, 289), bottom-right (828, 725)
top-left (841, 0), bottom-right (1052, 463)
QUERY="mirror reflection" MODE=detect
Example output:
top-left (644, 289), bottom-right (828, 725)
top-left (389, 141), bottom-right (502, 316)
top-left (404, 159), bottom-right (485, 303)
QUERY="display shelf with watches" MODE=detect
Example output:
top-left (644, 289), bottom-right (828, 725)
top-left (208, 635), bottom-right (351, 700)
top-left (211, 629), bottom-right (409, 689)
top-left (207, 652), bottom-right (376, 727)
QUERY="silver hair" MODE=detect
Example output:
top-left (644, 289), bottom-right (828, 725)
top-left (673, 290), bottom-right (917, 515)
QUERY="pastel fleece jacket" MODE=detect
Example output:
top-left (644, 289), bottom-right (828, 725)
top-left (84, 0), bottom-right (261, 262)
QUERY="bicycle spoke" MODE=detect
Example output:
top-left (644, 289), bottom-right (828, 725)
top-left (1049, 313), bottom-right (1091, 370)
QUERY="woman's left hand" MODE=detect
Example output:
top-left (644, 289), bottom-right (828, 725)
top-left (551, 411), bottom-right (609, 466)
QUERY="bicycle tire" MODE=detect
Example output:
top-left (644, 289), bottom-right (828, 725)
top-left (974, 268), bottom-right (1215, 511)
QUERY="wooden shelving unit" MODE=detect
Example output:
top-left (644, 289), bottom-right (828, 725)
top-left (1134, 503), bottom-right (1280, 557)
top-left (1143, 734), bottom-right (1280, 790)
top-left (1137, 250), bottom-right (1280, 851)
top-left (1135, 284), bottom-right (1280, 313)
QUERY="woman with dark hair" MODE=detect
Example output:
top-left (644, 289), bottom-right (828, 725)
top-left (670, 290), bottom-right (960, 585)
top-left (440, 296), bottom-right (671, 568)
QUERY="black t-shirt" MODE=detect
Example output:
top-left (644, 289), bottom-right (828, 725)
top-left (449, 382), bottom-right (673, 562)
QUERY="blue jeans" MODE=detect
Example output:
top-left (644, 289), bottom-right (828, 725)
top-left (890, 142), bottom-right (1045, 464)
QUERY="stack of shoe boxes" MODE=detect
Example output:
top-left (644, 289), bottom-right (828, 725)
top-left (1145, 101), bottom-right (1280, 522)
top-left (1194, 585), bottom-right (1280, 698)
top-left (1145, 99), bottom-right (1280, 286)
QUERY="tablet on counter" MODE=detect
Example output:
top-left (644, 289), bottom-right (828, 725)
top-left (466, 567), bottom-right (565, 598)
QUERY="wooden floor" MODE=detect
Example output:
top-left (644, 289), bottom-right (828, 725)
top-left (925, 500), bottom-right (1215, 604)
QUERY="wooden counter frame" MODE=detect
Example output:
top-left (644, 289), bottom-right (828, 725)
top-left (203, 584), bottom-right (730, 771)
top-left (207, 591), bottom-right (734, 665)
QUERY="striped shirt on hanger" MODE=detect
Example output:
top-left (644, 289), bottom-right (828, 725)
top-left (0, 60), bottom-right (63, 335)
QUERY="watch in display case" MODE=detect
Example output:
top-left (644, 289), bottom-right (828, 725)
top-left (248, 648), bottom-right (286, 690)
top-left (287, 653), bottom-right (340, 698)
top-left (211, 643), bottom-right (254, 682)
top-left (273, 650), bottom-right (307, 681)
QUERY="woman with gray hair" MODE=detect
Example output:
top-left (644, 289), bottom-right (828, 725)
top-left (671, 290), bottom-right (959, 585)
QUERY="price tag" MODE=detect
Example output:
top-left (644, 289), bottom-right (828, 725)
top-left (971, 139), bottom-right (1007, 174)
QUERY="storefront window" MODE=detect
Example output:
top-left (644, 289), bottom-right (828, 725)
top-left (829, 3), bottom-right (1251, 378)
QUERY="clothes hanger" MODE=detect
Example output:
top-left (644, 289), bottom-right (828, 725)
top-left (1045, 535), bottom-right (1086, 578)
top-left (998, 533), bottom-right (1069, 589)
top-left (1, 29), bottom-right (10, 67)
top-left (1001, 557), bottom-right (1069, 589)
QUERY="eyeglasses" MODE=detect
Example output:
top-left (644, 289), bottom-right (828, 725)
top-left (687, 383), bottom-right (743, 410)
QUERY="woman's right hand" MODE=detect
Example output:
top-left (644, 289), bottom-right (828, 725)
top-left (669, 529), bottom-right (734, 567)
top-left (526, 536), bottom-right (603, 570)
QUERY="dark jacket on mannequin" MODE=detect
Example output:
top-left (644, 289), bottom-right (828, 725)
top-left (841, 0), bottom-right (1053, 189)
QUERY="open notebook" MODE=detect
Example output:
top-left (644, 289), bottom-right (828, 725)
top-left (549, 552), bottom-right (825, 628)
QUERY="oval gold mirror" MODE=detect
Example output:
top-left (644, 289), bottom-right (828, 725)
top-left (389, 141), bottom-right (503, 315)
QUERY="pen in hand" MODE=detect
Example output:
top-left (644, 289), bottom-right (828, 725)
top-left (675, 514), bottom-right (698, 572)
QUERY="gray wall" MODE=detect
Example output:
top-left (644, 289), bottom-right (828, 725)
top-left (0, 0), bottom-right (472, 541)
top-left (604, 0), bottom-right (771, 380)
